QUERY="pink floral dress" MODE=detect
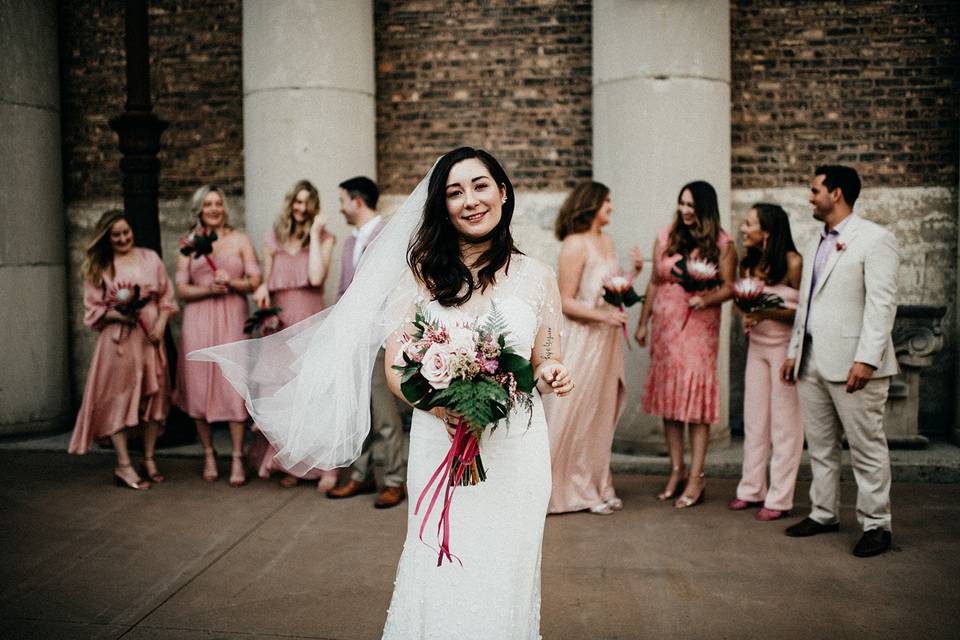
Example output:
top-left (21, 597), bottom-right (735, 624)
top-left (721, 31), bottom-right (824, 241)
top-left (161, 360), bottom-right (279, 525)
top-left (642, 225), bottom-right (732, 425)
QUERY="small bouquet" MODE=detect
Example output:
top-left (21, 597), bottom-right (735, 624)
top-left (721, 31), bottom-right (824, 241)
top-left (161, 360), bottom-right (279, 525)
top-left (732, 278), bottom-right (784, 314)
top-left (671, 257), bottom-right (723, 330)
top-left (244, 307), bottom-right (284, 337)
top-left (107, 282), bottom-right (152, 334)
top-left (179, 225), bottom-right (218, 270)
top-left (393, 302), bottom-right (535, 566)
top-left (601, 272), bottom-right (644, 349)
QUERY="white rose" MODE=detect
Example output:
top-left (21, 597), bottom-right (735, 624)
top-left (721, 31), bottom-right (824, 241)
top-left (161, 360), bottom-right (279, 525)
top-left (421, 342), bottom-right (455, 389)
top-left (448, 324), bottom-right (478, 351)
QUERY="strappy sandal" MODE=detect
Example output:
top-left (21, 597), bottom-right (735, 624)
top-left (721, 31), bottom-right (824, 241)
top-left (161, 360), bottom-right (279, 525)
top-left (674, 473), bottom-right (705, 509)
top-left (202, 448), bottom-right (219, 482)
top-left (141, 458), bottom-right (165, 483)
top-left (656, 466), bottom-right (688, 501)
top-left (114, 464), bottom-right (151, 491)
top-left (229, 453), bottom-right (247, 488)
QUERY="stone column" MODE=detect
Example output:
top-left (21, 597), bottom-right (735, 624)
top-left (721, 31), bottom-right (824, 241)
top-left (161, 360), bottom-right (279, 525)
top-left (593, 0), bottom-right (732, 452)
top-left (0, 0), bottom-right (70, 435)
top-left (243, 0), bottom-right (376, 303)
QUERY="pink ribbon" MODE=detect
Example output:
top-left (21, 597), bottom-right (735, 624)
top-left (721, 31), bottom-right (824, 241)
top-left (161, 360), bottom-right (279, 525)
top-left (414, 418), bottom-right (480, 567)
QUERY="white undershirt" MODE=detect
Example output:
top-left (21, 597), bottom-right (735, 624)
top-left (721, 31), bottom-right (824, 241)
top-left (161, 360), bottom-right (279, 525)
top-left (351, 215), bottom-right (382, 268)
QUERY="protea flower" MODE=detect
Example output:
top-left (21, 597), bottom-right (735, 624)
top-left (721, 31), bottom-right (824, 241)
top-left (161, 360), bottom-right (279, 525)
top-left (179, 225), bottom-right (218, 270)
top-left (107, 281), bottom-right (152, 337)
top-left (601, 271), bottom-right (644, 349)
top-left (244, 306), bottom-right (284, 336)
top-left (733, 278), bottom-right (784, 314)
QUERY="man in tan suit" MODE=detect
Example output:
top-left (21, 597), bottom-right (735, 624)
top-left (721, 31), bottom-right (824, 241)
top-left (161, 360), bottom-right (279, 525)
top-left (780, 165), bottom-right (899, 557)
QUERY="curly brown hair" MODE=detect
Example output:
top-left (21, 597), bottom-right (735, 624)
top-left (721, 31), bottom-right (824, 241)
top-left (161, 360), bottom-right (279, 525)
top-left (554, 181), bottom-right (610, 240)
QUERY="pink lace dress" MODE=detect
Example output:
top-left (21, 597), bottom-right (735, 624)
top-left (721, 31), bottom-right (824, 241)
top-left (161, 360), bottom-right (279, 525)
top-left (174, 251), bottom-right (260, 423)
top-left (642, 225), bottom-right (732, 425)
top-left (69, 248), bottom-right (178, 453)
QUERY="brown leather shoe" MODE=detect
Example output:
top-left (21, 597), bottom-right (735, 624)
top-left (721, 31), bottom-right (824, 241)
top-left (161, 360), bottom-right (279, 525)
top-left (374, 485), bottom-right (406, 509)
top-left (326, 478), bottom-right (376, 499)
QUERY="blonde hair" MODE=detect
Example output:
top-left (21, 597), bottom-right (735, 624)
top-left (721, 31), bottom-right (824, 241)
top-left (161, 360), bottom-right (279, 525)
top-left (274, 179), bottom-right (320, 246)
top-left (82, 209), bottom-right (128, 285)
top-left (554, 181), bottom-right (610, 240)
top-left (190, 184), bottom-right (231, 231)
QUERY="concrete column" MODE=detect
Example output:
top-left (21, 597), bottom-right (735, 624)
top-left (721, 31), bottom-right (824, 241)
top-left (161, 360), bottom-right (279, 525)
top-left (593, 0), bottom-right (732, 452)
top-left (0, 0), bottom-right (70, 435)
top-left (243, 0), bottom-right (376, 304)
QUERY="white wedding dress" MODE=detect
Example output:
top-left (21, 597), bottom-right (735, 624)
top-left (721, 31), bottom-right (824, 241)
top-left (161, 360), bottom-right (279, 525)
top-left (382, 254), bottom-right (560, 640)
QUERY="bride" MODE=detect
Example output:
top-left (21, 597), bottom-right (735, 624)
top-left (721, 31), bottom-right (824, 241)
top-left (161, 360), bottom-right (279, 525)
top-left (190, 147), bottom-right (572, 639)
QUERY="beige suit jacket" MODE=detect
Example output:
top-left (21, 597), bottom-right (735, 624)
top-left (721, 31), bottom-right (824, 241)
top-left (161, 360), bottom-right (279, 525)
top-left (787, 214), bottom-right (899, 382)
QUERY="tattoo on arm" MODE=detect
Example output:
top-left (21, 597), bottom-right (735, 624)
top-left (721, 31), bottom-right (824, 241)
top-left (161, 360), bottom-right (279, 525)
top-left (543, 327), bottom-right (554, 361)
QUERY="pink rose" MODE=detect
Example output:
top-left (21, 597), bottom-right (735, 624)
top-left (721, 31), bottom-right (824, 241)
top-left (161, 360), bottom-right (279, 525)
top-left (481, 357), bottom-right (499, 374)
top-left (421, 342), bottom-right (455, 389)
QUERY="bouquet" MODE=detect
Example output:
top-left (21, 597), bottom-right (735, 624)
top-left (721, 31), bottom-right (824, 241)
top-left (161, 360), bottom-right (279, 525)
top-left (732, 278), bottom-right (784, 314)
top-left (244, 307), bottom-right (284, 337)
top-left (601, 272), bottom-right (644, 349)
top-left (671, 257), bottom-right (723, 330)
top-left (179, 225), bottom-right (218, 270)
top-left (393, 302), bottom-right (535, 566)
top-left (107, 282), bottom-right (152, 334)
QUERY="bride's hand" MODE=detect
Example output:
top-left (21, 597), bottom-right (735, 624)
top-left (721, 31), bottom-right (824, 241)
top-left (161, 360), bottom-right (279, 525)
top-left (430, 407), bottom-right (462, 441)
top-left (538, 363), bottom-right (574, 397)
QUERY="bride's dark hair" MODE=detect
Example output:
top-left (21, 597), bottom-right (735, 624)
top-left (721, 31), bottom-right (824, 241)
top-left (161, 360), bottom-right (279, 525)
top-left (408, 146), bottom-right (520, 307)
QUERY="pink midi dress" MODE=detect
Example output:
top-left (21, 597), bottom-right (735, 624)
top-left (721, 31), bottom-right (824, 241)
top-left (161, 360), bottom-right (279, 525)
top-left (174, 249), bottom-right (260, 423)
top-left (542, 239), bottom-right (626, 513)
top-left (249, 230), bottom-right (332, 479)
top-left (69, 248), bottom-right (178, 454)
top-left (642, 225), bottom-right (733, 425)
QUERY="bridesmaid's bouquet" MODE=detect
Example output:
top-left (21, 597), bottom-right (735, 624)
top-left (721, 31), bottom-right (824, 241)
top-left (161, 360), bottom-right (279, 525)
top-left (244, 307), bottom-right (284, 337)
top-left (732, 278), bottom-right (784, 314)
top-left (602, 272), bottom-right (644, 349)
top-left (179, 225), bottom-right (218, 270)
top-left (671, 257), bottom-right (723, 330)
top-left (393, 302), bottom-right (535, 566)
top-left (107, 282), bottom-right (152, 334)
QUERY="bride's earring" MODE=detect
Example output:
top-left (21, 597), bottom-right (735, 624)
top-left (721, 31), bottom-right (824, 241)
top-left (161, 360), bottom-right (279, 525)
top-left (502, 196), bottom-right (508, 204)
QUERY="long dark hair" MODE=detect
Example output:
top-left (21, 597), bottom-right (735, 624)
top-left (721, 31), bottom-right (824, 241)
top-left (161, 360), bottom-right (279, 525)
top-left (554, 181), bottom-right (610, 240)
top-left (407, 147), bottom-right (520, 307)
top-left (740, 203), bottom-right (797, 285)
top-left (665, 180), bottom-right (722, 263)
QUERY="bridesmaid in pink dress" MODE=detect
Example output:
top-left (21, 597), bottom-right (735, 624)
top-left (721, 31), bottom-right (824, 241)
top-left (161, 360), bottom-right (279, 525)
top-left (69, 210), bottom-right (178, 490)
top-left (728, 203), bottom-right (804, 521)
top-left (250, 179), bottom-right (338, 490)
top-left (635, 181), bottom-right (737, 508)
top-left (543, 182), bottom-right (641, 515)
top-left (174, 185), bottom-right (262, 487)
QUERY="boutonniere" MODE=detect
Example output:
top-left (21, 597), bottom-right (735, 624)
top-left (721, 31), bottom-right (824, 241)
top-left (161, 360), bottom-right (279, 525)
top-left (836, 241), bottom-right (846, 252)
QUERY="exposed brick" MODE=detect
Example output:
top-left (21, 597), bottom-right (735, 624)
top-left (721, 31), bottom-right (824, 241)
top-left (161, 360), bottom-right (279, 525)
top-left (59, 0), bottom-right (243, 203)
top-left (373, 0), bottom-right (593, 194)
top-left (731, 0), bottom-right (960, 189)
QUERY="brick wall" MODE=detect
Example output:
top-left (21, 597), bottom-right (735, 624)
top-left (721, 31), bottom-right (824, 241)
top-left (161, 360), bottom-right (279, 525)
top-left (373, 0), bottom-right (592, 194)
top-left (59, 0), bottom-right (244, 203)
top-left (731, 0), bottom-right (960, 189)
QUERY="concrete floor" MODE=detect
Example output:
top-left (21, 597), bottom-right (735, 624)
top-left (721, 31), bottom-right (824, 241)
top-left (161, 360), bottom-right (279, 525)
top-left (1, 451), bottom-right (957, 640)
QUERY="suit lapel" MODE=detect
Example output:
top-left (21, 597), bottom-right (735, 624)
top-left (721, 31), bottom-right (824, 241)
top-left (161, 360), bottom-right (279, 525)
top-left (812, 215), bottom-right (860, 299)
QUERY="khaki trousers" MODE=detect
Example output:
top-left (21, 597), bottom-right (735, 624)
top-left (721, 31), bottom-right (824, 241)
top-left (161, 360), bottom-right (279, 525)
top-left (349, 349), bottom-right (409, 488)
top-left (798, 339), bottom-right (892, 532)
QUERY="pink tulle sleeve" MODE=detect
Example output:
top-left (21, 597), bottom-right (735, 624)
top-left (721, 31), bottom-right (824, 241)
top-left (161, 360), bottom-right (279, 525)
top-left (82, 279), bottom-right (108, 330)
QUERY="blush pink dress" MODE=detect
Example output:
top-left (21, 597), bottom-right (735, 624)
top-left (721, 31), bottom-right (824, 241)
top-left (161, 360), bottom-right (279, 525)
top-left (248, 230), bottom-right (333, 480)
top-left (542, 239), bottom-right (626, 513)
top-left (642, 225), bottom-right (732, 425)
top-left (69, 248), bottom-right (178, 454)
top-left (174, 245), bottom-right (260, 423)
